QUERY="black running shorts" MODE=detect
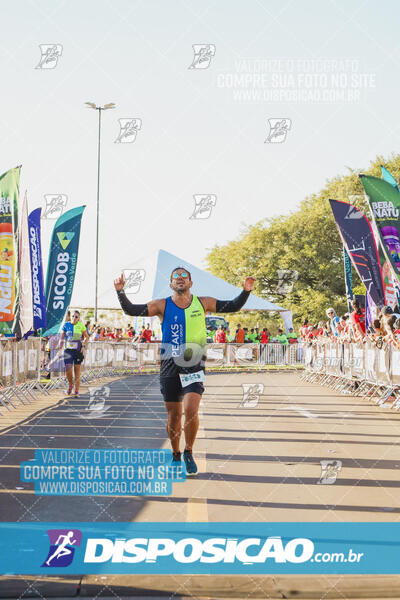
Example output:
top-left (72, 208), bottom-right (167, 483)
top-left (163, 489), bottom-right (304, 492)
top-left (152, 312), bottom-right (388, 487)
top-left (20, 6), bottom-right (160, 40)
top-left (160, 375), bottom-right (205, 403)
top-left (64, 349), bottom-right (84, 367)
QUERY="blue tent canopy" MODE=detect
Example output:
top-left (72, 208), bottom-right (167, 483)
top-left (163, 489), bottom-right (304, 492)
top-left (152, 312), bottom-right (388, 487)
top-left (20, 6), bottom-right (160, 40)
top-left (152, 250), bottom-right (288, 313)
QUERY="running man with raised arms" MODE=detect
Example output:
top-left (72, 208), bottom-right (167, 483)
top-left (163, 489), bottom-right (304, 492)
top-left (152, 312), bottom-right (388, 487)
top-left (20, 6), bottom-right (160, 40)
top-left (114, 267), bottom-right (255, 475)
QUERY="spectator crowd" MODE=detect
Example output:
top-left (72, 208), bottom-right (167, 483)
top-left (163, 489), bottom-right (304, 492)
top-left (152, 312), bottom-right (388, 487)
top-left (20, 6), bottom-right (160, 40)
top-left (80, 322), bottom-right (300, 345)
top-left (209, 324), bottom-right (298, 345)
top-left (58, 313), bottom-right (300, 346)
top-left (300, 298), bottom-right (400, 348)
top-left (85, 322), bottom-right (153, 343)
top-left (41, 311), bottom-right (156, 344)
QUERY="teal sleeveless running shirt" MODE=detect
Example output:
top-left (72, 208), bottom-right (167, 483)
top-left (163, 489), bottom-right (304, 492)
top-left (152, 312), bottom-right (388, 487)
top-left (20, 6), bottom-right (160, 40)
top-left (161, 295), bottom-right (207, 377)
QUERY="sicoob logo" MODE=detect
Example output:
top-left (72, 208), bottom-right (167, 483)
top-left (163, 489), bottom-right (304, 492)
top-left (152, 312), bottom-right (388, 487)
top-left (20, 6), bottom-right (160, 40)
top-left (42, 529), bottom-right (82, 567)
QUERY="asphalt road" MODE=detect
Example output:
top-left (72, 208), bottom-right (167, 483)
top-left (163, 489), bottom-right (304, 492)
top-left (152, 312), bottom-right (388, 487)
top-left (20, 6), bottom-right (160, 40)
top-left (1, 371), bottom-right (400, 598)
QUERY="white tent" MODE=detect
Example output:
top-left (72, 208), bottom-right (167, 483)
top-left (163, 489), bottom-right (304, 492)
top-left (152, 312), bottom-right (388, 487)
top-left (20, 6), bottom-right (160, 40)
top-left (152, 250), bottom-right (293, 330)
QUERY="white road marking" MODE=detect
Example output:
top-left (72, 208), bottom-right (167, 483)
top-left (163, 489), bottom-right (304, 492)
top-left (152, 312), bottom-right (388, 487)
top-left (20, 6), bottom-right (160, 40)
top-left (282, 405), bottom-right (319, 418)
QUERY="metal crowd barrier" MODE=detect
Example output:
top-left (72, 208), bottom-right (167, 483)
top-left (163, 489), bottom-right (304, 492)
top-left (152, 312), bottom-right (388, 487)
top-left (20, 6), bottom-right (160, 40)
top-left (212, 343), bottom-right (304, 366)
top-left (41, 340), bottom-right (304, 389)
top-left (0, 339), bottom-right (304, 417)
top-left (302, 339), bottom-right (400, 409)
top-left (44, 341), bottom-right (304, 379)
top-left (0, 337), bottom-right (42, 413)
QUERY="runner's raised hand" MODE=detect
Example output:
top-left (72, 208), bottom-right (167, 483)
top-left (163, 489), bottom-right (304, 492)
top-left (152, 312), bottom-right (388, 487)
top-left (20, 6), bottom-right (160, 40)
top-left (243, 277), bottom-right (256, 292)
top-left (114, 273), bottom-right (125, 292)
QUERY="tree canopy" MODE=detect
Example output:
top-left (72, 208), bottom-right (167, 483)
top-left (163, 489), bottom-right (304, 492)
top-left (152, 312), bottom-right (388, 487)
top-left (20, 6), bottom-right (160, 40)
top-left (205, 153), bottom-right (400, 328)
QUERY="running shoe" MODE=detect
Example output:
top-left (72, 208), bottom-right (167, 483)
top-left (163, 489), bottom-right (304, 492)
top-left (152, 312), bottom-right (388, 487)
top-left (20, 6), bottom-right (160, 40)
top-left (171, 451), bottom-right (182, 464)
top-left (169, 452), bottom-right (182, 478)
top-left (66, 387), bottom-right (73, 396)
top-left (74, 390), bottom-right (80, 398)
top-left (183, 450), bottom-right (198, 475)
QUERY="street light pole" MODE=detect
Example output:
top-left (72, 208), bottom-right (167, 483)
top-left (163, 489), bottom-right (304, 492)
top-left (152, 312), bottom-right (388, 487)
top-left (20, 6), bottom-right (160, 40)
top-left (95, 107), bottom-right (101, 324)
top-left (85, 101), bottom-right (115, 323)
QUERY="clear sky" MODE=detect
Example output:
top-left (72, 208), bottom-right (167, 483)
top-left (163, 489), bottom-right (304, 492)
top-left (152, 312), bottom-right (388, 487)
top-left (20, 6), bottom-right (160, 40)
top-left (1, 0), bottom-right (399, 307)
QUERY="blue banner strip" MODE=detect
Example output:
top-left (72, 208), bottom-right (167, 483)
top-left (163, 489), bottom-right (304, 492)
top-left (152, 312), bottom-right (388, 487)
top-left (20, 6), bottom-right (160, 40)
top-left (43, 205), bottom-right (85, 336)
top-left (0, 522), bottom-right (400, 574)
top-left (28, 207), bottom-right (47, 330)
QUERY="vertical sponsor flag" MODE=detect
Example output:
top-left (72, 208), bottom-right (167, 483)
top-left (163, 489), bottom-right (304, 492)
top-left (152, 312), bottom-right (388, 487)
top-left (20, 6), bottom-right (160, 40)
top-left (28, 208), bottom-right (47, 330)
top-left (42, 206), bottom-right (85, 336)
top-left (379, 167), bottom-right (400, 305)
top-left (380, 165), bottom-right (399, 191)
top-left (360, 174), bottom-right (400, 290)
top-left (343, 246), bottom-right (353, 312)
top-left (368, 217), bottom-right (398, 307)
top-left (382, 259), bottom-right (397, 309)
top-left (369, 191), bottom-right (400, 306)
top-left (0, 167), bottom-right (20, 334)
top-left (16, 193), bottom-right (34, 338)
top-left (329, 199), bottom-right (385, 308)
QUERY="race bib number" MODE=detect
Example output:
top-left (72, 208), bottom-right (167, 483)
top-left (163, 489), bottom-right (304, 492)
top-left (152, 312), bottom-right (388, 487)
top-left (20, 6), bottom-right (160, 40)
top-left (179, 370), bottom-right (205, 387)
top-left (66, 340), bottom-right (79, 350)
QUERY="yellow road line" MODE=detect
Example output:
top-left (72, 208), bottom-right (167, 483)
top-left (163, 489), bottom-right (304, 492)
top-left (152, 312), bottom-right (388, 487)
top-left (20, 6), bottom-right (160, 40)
top-left (186, 497), bottom-right (208, 522)
top-left (0, 488), bottom-right (36, 494)
top-left (0, 446), bottom-right (46, 450)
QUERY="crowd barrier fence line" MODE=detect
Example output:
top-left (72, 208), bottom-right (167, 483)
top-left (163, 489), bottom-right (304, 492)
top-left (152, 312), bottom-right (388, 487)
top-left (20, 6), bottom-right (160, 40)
top-left (0, 339), bottom-right (304, 416)
top-left (48, 341), bottom-right (304, 374)
top-left (302, 339), bottom-right (400, 408)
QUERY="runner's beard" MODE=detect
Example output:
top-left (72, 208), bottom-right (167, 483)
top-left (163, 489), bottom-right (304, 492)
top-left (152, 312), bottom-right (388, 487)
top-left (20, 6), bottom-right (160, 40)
top-left (171, 282), bottom-right (188, 295)
top-left (174, 286), bottom-right (186, 295)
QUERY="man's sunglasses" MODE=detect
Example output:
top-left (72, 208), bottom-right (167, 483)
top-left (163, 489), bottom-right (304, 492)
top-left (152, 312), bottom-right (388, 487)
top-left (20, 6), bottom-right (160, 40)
top-left (72, 315), bottom-right (80, 319)
top-left (172, 272), bottom-right (189, 279)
